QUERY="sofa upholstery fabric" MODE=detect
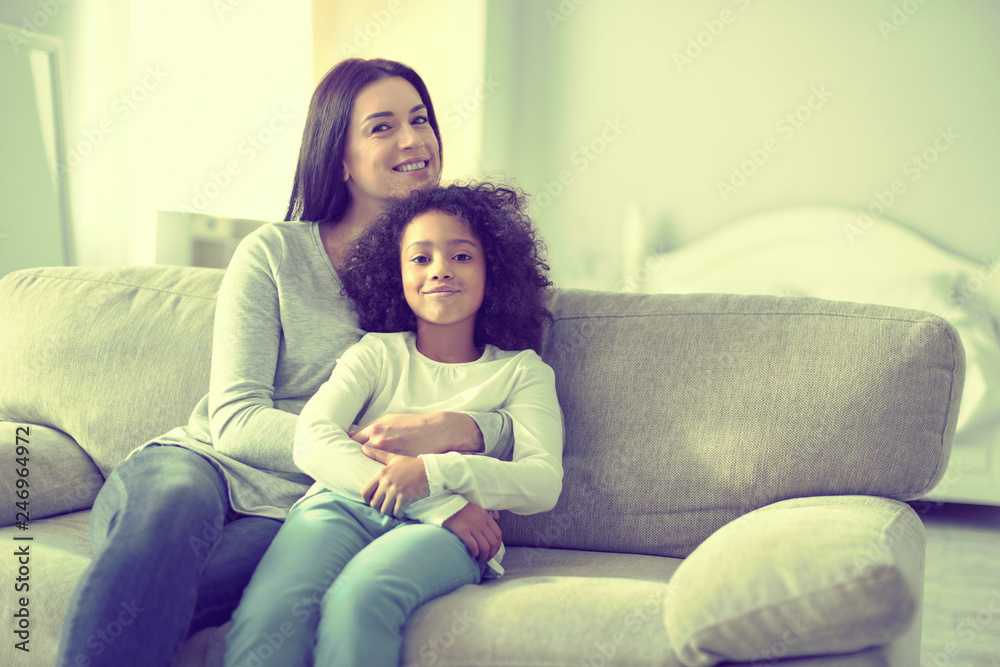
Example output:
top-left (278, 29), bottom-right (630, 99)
top-left (501, 290), bottom-right (963, 558)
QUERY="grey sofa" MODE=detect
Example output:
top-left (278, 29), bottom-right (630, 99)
top-left (0, 264), bottom-right (964, 666)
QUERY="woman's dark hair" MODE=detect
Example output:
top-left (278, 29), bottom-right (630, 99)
top-left (340, 182), bottom-right (553, 353)
top-left (284, 58), bottom-right (442, 223)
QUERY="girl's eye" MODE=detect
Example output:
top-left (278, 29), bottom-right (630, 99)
top-left (411, 255), bottom-right (430, 264)
top-left (454, 253), bottom-right (472, 261)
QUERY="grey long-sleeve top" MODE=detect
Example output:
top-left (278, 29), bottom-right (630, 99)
top-left (137, 221), bottom-right (511, 519)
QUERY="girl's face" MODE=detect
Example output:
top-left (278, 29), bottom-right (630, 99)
top-left (343, 77), bottom-right (441, 211)
top-left (400, 210), bottom-right (486, 331)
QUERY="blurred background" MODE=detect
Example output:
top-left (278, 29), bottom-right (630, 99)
top-left (1, 0), bottom-right (998, 288)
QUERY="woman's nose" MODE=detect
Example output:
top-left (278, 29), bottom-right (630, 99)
top-left (398, 123), bottom-right (425, 149)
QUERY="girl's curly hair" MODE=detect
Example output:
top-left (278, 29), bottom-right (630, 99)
top-left (339, 182), bottom-right (553, 353)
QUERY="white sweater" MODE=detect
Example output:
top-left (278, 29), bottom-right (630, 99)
top-left (294, 332), bottom-right (564, 529)
top-left (140, 222), bottom-right (511, 519)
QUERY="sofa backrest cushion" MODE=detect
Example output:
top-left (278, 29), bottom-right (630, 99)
top-left (499, 289), bottom-right (964, 558)
top-left (0, 266), bottom-right (223, 477)
top-left (0, 270), bottom-right (964, 558)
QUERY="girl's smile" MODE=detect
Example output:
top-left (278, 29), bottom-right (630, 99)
top-left (400, 210), bottom-right (486, 362)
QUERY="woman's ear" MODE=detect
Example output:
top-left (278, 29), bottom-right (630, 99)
top-left (342, 160), bottom-right (351, 182)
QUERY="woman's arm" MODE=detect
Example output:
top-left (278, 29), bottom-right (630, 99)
top-left (350, 410), bottom-right (514, 457)
top-left (207, 232), bottom-right (301, 471)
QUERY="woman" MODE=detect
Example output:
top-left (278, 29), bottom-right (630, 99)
top-left (56, 58), bottom-right (512, 667)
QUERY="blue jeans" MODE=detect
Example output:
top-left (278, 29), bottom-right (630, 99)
top-left (223, 492), bottom-right (485, 667)
top-left (56, 445), bottom-right (281, 667)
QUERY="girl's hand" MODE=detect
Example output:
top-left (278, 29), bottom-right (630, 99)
top-left (351, 412), bottom-right (484, 456)
top-left (360, 449), bottom-right (430, 517)
top-left (442, 503), bottom-right (503, 562)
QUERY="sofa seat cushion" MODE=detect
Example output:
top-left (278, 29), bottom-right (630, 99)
top-left (664, 496), bottom-right (923, 666)
top-left (1, 511), bottom-right (92, 667)
top-left (181, 547), bottom-right (686, 667)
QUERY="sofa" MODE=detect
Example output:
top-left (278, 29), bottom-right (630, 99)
top-left (0, 264), bottom-right (964, 666)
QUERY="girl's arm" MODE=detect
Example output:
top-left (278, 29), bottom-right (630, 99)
top-left (419, 354), bottom-right (564, 517)
top-left (292, 337), bottom-right (386, 496)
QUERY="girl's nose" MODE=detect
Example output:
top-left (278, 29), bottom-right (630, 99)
top-left (431, 260), bottom-right (452, 280)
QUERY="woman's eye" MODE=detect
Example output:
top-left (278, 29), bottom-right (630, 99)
top-left (411, 115), bottom-right (428, 125)
top-left (372, 122), bottom-right (391, 133)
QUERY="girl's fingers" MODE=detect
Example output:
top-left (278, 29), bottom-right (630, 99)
top-left (473, 531), bottom-right (490, 562)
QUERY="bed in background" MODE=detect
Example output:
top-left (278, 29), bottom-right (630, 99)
top-left (636, 206), bottom-right (1000, 506)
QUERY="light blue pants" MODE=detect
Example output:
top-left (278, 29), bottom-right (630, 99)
top-left (223, 492), bottom-right (485, 667)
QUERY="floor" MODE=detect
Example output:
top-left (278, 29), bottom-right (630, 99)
top-left (914, 501), bottom-right (1000, 667)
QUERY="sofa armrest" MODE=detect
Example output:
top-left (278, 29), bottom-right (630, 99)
top-left (663, 495), bottom-right (924, 666)
top-left (0, 422), bottom-right (104, 527)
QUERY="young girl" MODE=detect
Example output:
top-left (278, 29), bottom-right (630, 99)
top-left (223, 182), bottom-right (564, 667)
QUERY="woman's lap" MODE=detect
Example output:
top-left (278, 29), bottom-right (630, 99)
top-left (59, 445), bottom-right (280, 665)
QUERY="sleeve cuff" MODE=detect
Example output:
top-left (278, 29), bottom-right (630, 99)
top-left (419, 453), bottom-right (445, 495)
top-left (464, 410), bottom-right (513, 460)
top-left (407, 494), bottom-right (468, 527)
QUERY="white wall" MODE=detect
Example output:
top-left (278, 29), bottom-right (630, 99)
top-left (8, 0), bottom-right (996, 280)
top-left (2, 0), bottom-right (312, 267)
top-left (1, 0), bottom-right (131, 268)
top-left (481, 0), bottom-right (1000, 290)
top-left (129, 0), bottom-right (312, 264)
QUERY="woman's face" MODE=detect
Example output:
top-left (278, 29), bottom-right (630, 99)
top-left (343, 77), bottom-right (441, 212)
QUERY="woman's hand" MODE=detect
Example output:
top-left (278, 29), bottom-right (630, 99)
top-left (360, 449), bottom-right (430, 517)
top-left (351, 412), bottom-right (484, 456)
top-left (442, 503), bottom-right (503, 562)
